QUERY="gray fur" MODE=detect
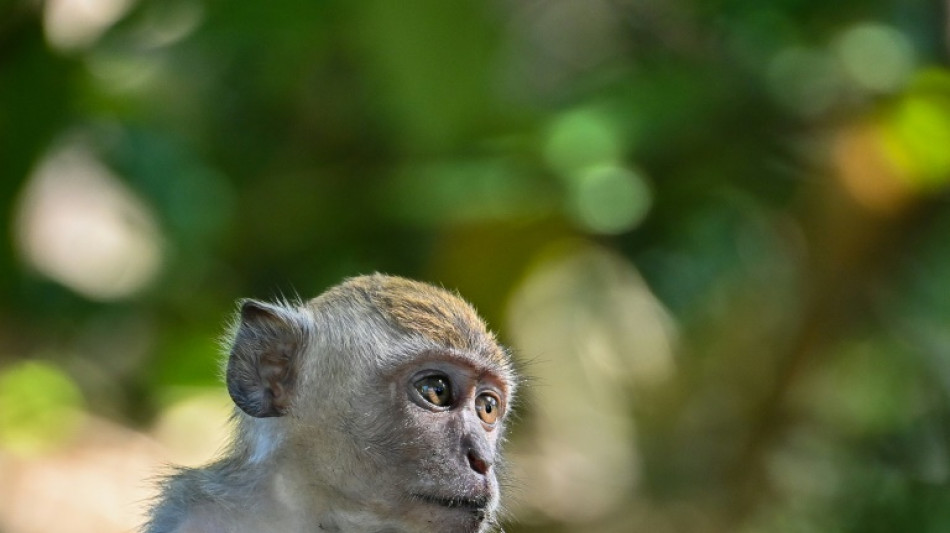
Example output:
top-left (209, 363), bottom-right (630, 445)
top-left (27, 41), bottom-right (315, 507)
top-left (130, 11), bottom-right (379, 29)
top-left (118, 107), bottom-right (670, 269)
top-left (144, 274), bottom-right (517, 533)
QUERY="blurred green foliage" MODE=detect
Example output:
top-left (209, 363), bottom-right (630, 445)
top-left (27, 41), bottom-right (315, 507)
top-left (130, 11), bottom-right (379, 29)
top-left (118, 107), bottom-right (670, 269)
top-left (2, 0), bottom-right (950, 531)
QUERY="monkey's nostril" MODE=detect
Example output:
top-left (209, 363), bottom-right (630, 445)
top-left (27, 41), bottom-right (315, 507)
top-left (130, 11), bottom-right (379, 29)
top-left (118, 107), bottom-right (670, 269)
top-left (467, 450), bottom-right (490, 475)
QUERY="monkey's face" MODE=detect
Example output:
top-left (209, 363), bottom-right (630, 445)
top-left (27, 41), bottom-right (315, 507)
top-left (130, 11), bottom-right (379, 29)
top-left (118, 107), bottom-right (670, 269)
top-left (393, 353), bottom-right (509, 531)
top-left (322, 350), bottom-right (509, 533)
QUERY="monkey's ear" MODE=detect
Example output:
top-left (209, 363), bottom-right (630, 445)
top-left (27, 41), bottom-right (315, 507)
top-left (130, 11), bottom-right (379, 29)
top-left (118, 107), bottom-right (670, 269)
top-left (226, 299), bottom-right (304, 418)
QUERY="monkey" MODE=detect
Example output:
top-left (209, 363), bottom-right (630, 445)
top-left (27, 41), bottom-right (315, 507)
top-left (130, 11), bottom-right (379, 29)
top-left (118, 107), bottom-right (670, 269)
top-left (144, 274), bottom-right (518, 533)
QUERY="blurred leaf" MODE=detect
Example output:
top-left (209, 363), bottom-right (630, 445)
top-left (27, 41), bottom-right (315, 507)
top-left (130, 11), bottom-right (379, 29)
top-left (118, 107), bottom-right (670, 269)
top-left (380, 157), bottom-right (557, 226)
top-left (354, 0), bottom-right (503, 150)
top-left (0, 360), bottom-right (85, 454)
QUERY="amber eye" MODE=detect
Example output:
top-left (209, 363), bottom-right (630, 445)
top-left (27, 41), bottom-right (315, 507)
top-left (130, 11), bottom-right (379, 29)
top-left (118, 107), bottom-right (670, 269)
top-left (475, 393), bottom-right (501, 425)
top-left (415, 375), bottom-right (453, 407)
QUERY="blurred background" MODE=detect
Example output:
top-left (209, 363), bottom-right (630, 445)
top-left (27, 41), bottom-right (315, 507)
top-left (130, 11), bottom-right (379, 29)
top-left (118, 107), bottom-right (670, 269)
top-left (1, 0), bottom-right (949, 531)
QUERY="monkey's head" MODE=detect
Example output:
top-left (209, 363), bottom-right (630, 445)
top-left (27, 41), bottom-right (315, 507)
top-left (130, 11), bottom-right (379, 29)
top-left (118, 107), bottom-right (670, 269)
top-left (225, 274), bottom-right (517, 532)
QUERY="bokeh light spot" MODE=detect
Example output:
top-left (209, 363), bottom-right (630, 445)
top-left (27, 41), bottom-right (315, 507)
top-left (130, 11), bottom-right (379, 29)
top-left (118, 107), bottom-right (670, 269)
top-left (151, 390), bottom-right (232, 467)
top-left (135, 1), bottom-right (205, 49)
top-left (506, 243), bottom-right (676, 523)
top-left (569, 165), bottom-right (652, 234)
top-left (835, 22), bottom-right (914, 94)
top-left (14, 139), bottom-right (164, 301)
top-left (883, 93), bottom-right (950, 189)
top-left (768, 47), bottom-right (843, 117)
top-left (87, 52), bottom-right (163, 95)
top-left (544, 108), bottom-right (622, 176)
top-left (44, 0), bottom-right (136, 52)
top-left (0, 361), bottom-right (85, 455)
top-left (834, 122), bottom-right (913, 215)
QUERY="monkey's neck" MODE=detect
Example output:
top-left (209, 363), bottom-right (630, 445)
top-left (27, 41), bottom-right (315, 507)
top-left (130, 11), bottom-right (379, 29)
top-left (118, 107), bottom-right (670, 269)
top-left (229, 421), bottom-right (406, 532)
top-left (242, 457), bottom-right (402, 533)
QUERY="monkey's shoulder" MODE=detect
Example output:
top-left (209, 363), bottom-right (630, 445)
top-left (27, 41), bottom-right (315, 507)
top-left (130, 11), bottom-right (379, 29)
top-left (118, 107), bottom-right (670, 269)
top-left (145, 461), bottom-right (259, 533)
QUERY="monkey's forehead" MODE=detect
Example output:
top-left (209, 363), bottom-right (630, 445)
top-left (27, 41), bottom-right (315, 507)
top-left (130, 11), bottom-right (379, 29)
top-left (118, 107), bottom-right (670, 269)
top-left (316, 274), bottom-right (512, 368)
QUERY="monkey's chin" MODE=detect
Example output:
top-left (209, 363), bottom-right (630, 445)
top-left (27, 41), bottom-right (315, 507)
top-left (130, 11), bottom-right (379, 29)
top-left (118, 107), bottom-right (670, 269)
top-left (407, 493), bottom-right (495, 533)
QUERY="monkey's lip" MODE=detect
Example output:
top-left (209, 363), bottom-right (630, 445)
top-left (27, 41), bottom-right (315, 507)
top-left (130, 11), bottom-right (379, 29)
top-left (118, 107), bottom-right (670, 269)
top-left (411, 493), bottom-right (490, 513)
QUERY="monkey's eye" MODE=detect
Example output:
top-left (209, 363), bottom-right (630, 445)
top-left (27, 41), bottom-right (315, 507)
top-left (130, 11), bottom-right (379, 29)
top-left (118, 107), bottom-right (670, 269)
top-left (475, 393), bottom-right (501, 425)
top-left (414, 375), bottom-right (454, 407)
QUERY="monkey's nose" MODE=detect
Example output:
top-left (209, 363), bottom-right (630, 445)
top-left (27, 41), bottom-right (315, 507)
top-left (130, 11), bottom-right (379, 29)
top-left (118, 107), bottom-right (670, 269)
top-left (467, 450), bottom-right (491, 476)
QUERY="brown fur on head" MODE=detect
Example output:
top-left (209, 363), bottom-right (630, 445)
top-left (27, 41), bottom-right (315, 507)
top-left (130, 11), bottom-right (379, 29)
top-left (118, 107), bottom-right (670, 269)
top-left (322, 274), bottom-right (511, 366)
top-left (147, 274), bottom-right (517, 533)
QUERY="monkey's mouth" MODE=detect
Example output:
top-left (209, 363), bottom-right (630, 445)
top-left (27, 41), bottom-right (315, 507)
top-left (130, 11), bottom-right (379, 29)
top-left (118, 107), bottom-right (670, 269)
top-left (411, 493), bottom-right (490, 514)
